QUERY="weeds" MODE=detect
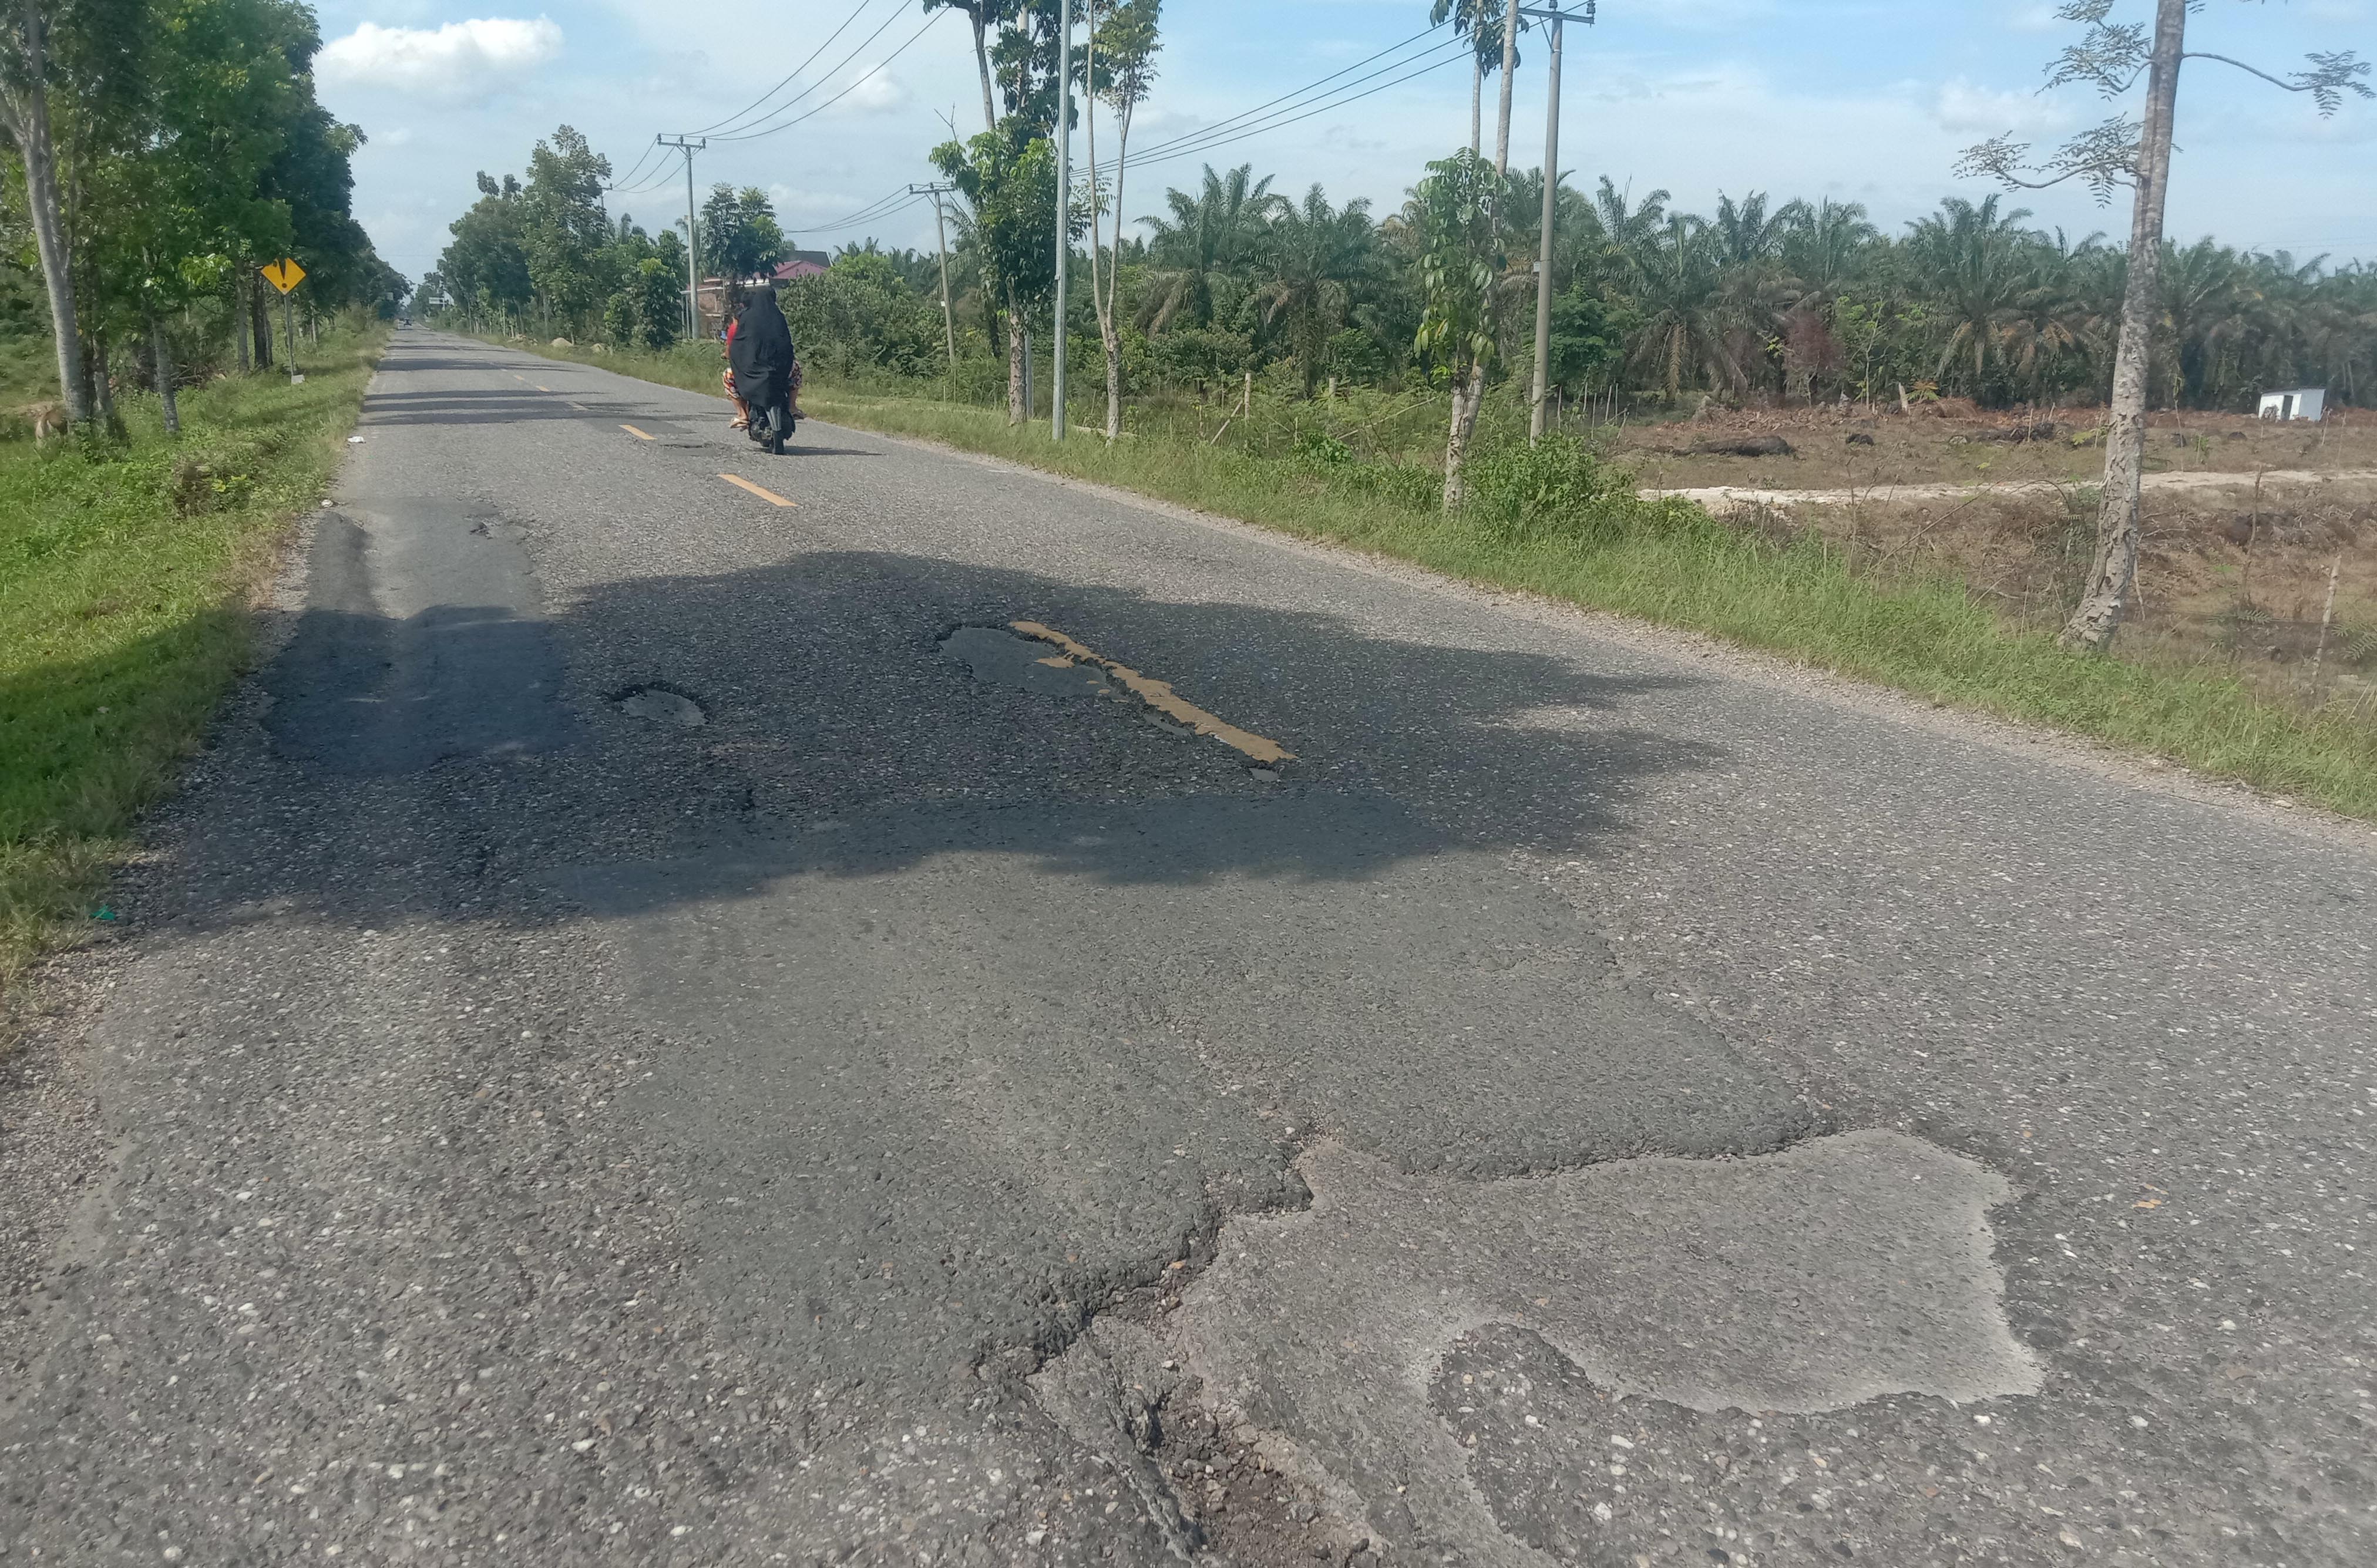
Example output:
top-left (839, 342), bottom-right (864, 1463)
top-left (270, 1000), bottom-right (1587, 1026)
top-left (0, 329), bottom-right (382, 988)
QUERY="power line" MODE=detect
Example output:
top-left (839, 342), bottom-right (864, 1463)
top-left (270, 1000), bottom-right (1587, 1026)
top-left (603, 0), bottom-right (914, 189)
top-left (784, 186), bottom-right (924, 234)
top-left (712, 11), bottom-right (948, 143)
top-left (796, 196), bottom-right (930, 238)
top-left (607, 142), bottom-right (664, 192)
top-left (1099, 23), bottom-right (1452, 170)
top-left (695, 0), bottom-right (890, 138)
top-left (1095, 40), bottom-right (1470, 179)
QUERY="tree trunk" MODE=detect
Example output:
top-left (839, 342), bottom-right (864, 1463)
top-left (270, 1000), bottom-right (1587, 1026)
top-left (1444, 364), bottom-right (1484, 512)
top-left (1007, 290), bottom-right (1027, 423)
top-left (234, 279), bottom-right (250, 372)
top-left (148, 306), bottom-right (179, 436)
top-left (1494, 0), bottom-right (1521, 177)
top-left (2062, 0), bottom-right (2184, 652)
top-left (2, 4), bottom-right (91, 427)
top-left (973, 11), bottom-right (998, 130)
top-left (251, 278), bottom-right (274, 369)
top-left (1470, 56), bottom-right (1482, 156)
top-left (89, 328), bottom-right (117, 432)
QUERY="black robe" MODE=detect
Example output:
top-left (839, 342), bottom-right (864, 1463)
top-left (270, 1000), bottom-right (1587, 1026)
top-left (729, 291), bottom-right (795, 412)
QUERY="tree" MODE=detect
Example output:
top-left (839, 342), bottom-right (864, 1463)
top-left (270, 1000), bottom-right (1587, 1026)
top-left (1904, 196), bottom-right (2040, 395)
top-left (1256, 184), bottom-right (1377, 396)
top-left (1626, 215), bottom-right (1735, 400)
top-left (519, 125), bottom-right (612, 332)
top-left (439, 174), bottom-right (531, 331)
top-left (1958, 0), bottom-right (2369, 651)
top-left (934, 125), bottom-right (1063, 422)
top-left (0, 0), bottom-right (93, 425)
top-left (1430, 0), bottom-right (1508, 157)
top-left (1084, 0), bottom-right (1159, 440)
top-left (923, 0), bottom-right (1020, 132)
top-left (698, 183), bottom-right (786, 287)
top-left (1412, 148), bottom-right (1501, 510)
top-left (1141, 163), bottom-right (1275, 331)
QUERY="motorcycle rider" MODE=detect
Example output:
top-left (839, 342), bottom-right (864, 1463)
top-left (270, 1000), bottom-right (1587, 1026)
top-left (727, 282), bottom-right (797, 438)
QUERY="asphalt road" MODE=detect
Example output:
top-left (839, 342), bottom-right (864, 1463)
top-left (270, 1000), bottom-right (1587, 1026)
top-left (4, 330), bottom-right (2374, 1567)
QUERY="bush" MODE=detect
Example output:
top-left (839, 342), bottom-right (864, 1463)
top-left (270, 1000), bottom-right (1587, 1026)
top-left (1457, 432), bottom-right (1696, 546)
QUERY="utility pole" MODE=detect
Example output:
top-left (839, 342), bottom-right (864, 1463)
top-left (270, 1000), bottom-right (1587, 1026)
top-left (910, 182), bottom-right (959, 369)
top-left (1521, 4), bottom-right (1593, 443)
top-left (658, 134), bottom-right (707, 338)
top-left (1050, 0), bottom-right (1073, 440)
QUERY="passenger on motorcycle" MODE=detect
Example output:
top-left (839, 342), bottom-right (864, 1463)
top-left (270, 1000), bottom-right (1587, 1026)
top-left (726, 283), bottom-right (799, 435)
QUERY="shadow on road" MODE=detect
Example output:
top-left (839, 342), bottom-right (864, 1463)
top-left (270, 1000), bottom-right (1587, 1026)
top-left (221, 541), bottom-right (1726, 898)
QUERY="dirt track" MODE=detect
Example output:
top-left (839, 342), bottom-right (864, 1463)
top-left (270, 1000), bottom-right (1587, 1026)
top-left (1645, 466), bottom-right (2377, 511)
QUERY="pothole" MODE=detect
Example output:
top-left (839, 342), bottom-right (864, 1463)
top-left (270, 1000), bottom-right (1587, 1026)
top-left (937, 622), bottom-right (1297, 766)
top-left (610, 684), bottom-right (707, 728)
top-left (939, 625), bottom-right (1125, 701)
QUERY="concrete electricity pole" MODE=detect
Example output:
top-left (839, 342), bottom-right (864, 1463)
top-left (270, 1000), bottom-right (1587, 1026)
top-left (1051, 0), bottom-right (1074, 440)
top-left (910, 182), bottom-right (960, 369)
top-left (658, 134), bottom-right (707, 338)
top-left (1519, 4), bottom-right (1593, 443)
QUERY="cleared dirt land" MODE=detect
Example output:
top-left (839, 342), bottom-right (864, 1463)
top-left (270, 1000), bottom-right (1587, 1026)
top-left (1619, 402), bottom-right (2377, 711)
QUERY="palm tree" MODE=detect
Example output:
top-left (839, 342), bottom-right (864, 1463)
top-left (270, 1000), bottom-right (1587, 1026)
top-left (1255, 185), bottom-right (1379, 395)
top-left (1626, 216), bottom-right (1737, 400)
top-left (1781, 198), bottom-right (1878, 308)
top-left (1431, 0), bottom-right (1507, 156)
top-left (1141, 162), bottom-right (1275, 329)
top-left (1904, 195), bottom-right (2042, 398)
top-left (1592, 177), bottom-right (1670, 265)
top-left (2157, 236), bottom-right (2242, 407)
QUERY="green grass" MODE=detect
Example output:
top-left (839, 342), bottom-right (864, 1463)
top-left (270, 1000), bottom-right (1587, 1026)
top-left (508, 336), bottom-right (2377, 823)
top-left (0, 328), bottom-right (384, 988)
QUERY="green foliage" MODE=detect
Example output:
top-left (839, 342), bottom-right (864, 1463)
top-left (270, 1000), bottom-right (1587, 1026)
top-left (519, 126), bottom-right (614, 328)
top-left (1, 327), bottom-right (382, 984)
top-left (1454, 432), bottom-right (1682, 547)
top-left (1411, 149), bottom-right (1501, 376)
top-left (933, 126), bottom-right (1065, 318)
top-left (700, 184), bottom-right (786, 282)
top-left (781, 255), bottom-right (944, 376)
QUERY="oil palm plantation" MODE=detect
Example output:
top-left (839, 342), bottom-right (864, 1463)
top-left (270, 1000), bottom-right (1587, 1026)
top-left (1905, 195), bottom-right (2043, 398)
top-left (1626, 215), bottom-right (1737, 400)
top-left (1141, 162), bottom-right (1276, 329)
top-left (1255, 185), bottom-right (1380, 395)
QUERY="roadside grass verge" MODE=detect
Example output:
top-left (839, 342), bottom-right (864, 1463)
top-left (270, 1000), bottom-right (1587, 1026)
top-left (0, 331), bottom-right (383, 990)
top-left (512, 339), bottom-right (2377, 822)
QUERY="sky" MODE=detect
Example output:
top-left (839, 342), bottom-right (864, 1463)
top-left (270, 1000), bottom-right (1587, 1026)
top-left (309, 0), bottom-right (2377, 288)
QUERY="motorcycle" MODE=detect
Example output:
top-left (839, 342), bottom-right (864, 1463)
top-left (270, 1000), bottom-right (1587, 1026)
top-left (745, 391), bottom-right (794, 456)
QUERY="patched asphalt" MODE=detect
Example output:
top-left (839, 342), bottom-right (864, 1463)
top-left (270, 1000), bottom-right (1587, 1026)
top-left (3, 330), bottom-right (2373, 1567)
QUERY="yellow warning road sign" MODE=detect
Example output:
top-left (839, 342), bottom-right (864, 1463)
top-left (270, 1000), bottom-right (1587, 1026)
top-left (260, 258), bottom-right (306, 294)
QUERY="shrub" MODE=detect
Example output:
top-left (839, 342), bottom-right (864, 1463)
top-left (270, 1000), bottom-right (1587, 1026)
top-left (1455, 432), bottom-right (1686, 546)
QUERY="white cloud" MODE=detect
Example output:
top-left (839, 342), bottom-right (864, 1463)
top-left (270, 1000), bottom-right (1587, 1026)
top-left (2009, 4), bottom-right (2064, 32)
top-left (1935, 79), bottom-right (2072, 136)
top-left (318, 18), bottom-right (563, 105)
top-left (836, 68), bottom-right (910, 116)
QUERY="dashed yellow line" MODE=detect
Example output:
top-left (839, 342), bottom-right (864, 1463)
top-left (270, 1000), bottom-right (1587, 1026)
top-left (536, 384), bottom-right (552, 392)
top-left (1008, 621), bottom-right (1295, 763)
top-left (621, 424), bottom-right (654, 440)
top-left (720, 473), bottom-right (795, 508)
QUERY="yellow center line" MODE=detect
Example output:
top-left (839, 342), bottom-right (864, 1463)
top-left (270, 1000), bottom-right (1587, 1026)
top-left (621, 424), bottom-right (654, 440)
top-left (720, 473), bottom-right (795, 507)
top-left (1008, 621), bottom-right (1296, 764)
